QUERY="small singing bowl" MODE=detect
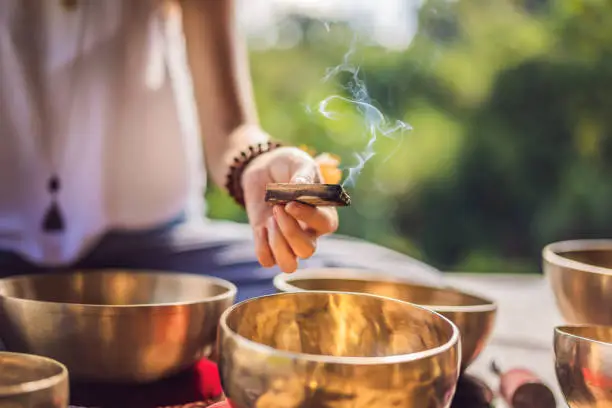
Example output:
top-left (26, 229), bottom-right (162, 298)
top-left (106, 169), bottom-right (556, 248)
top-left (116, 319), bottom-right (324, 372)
top-left (218, 291), bottom-right (461, 408)
top-left (0, 351), bottom-right (69, 407)
top-left (554, 325), bottom-right (612, 407)
top-left (273, 269), bottom-right (496, 370)
top-left (0, 270), bottom-right (236, 383)
top-left (544, 240), bottom-right (612, 325)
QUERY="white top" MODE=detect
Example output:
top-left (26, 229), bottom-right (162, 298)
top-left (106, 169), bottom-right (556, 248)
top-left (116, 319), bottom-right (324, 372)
top-left (0, 0), bottom-right (206, 265)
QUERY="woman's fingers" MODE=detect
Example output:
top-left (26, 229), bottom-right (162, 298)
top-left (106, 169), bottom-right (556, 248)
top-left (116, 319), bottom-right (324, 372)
top-left (267, 216), bottom-right (298, 273)
top-left (253, 203), bottom-right (337, 271)
top-left (284, 202), bottom-right (338, 236)
top-left (253, 225), bottom-right (275, 267)
top-left (273, 205), bottom-right (317, 259)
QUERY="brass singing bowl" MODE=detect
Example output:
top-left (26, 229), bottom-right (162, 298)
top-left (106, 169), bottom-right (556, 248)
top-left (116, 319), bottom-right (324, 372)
top-left (0, 270), bottom-right (236, 383)
top-left (554, 325), bottom-right (612, 407)
top-left (0, 351), bottom-right (69, 407)
top-left (544, 240), bottom-right (612, 325)
top-left (218, 291), bottom-right (461, 408)
top-left (273, 268), bottom-right (496, 370)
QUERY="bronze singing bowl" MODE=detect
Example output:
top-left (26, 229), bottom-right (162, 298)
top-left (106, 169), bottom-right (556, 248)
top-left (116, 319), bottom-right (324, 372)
top-left (554, 325), bottom-right (612, 407)
top-left (544, 240), bottom-right (612, 325)
top-left (273, 269), bottom-right (496, 370)
top-left (218, 291), bottom-right (461, 408)
top-left (0, 351), bottom-right (69, 407)
top-left (0, 270), bottom-right (236, 383)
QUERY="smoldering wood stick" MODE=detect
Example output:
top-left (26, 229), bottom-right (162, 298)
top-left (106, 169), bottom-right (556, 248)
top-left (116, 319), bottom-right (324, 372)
top-left (265, 183), bottom-right (351, 207)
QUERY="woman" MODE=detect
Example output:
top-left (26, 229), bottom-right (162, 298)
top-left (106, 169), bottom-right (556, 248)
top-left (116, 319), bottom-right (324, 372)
top-left (0, 0), bottom-right (440, 300)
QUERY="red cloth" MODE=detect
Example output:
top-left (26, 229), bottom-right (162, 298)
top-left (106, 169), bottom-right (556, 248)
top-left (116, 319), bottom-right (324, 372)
top-left (70, 359), bottom-right (224, 408)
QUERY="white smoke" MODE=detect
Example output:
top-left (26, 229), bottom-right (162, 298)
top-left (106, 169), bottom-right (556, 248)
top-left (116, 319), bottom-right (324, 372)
top-left (316, 30), bottom-right (412, 187)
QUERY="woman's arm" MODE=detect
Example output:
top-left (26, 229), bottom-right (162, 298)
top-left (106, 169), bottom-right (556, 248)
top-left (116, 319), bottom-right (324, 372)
top-left (179, 0), bottom-right (339, 273)
top-left (180, 0), bottom-right (268, 188)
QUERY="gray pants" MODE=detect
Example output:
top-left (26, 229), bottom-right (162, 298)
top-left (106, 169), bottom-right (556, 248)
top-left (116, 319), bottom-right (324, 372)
top-left (0, 220), bottom-right (442, 302)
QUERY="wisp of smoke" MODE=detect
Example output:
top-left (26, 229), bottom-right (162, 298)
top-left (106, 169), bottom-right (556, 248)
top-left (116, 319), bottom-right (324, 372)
top-left (316, 30), bottom-right (412, 188)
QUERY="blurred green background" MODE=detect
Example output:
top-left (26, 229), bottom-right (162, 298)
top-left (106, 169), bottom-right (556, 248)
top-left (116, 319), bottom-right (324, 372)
top-left (207, 0), bottom-right (612, 274)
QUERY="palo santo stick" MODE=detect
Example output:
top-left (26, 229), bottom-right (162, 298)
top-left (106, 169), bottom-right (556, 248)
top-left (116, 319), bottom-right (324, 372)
top-left (265, 183), bottom-right (351, 207)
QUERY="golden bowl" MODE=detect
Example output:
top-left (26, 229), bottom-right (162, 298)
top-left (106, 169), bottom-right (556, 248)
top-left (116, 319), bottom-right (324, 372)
top-left (0, 351), bottom-right (69, 407)
top-left (273, 268), bottom-right (496, 370)
top-left (218, 291), bottom-right (461, 408)
top-left (544, 240), bottom-right (612, 325)
top-left (0, 270), bottom-right (236, 383)
top-left (554, 325), bottom-right (612, 407)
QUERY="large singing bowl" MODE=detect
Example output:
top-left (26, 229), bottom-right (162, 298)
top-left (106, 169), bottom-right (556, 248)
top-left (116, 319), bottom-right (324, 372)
top-left (274, 268), bottom-right (495, 370)
top-left (544, 240), bottom-right (612, 325)
top-left (554, 325), bottom-right (612, 407)
top-left (0, 270), bottom-right (236, 383)
top-left (0, 351), bottom-right (68, 407)
top-left (218, 291), bottom-right (461, 408)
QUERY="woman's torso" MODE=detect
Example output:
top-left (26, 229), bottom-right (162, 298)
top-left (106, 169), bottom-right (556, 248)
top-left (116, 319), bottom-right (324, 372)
top-left (0, 0), bottom-right (206, 265)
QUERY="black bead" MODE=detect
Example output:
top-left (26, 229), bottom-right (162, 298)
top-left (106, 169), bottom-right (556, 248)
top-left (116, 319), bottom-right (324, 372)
top-left (48, 176), bottom-right (61, 193)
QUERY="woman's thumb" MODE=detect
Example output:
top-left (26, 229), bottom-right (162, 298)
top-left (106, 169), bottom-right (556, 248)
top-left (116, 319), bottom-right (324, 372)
top-left (290, 162), bottom-right (320, 184)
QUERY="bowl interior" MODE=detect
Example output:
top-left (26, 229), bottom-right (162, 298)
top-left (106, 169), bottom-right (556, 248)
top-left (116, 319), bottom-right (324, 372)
top-left (556, 249), bottom-right (612, 270)
top-left (224, 292), bottom-right (455, 359)
top-left (0, 270), bottom-right (234, 306)
top-left (281, 277), bottom-right (492, 309)
top-left (557, 325), bottom-right (612, 343)
top-left (0, 353), bottom-right (65, 395)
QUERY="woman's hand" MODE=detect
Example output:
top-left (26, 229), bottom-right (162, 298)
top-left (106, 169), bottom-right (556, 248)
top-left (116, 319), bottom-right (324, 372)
top-left (242, 146), bottom-right (339, 273)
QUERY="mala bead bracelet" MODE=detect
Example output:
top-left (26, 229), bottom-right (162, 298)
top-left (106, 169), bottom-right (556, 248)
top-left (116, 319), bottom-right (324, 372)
top-left (224, 141), bottom-right (283, 207)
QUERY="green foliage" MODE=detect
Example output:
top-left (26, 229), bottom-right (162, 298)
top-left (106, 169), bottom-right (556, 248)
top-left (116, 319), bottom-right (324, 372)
top-left (206, 0), bottom-right (612, 273)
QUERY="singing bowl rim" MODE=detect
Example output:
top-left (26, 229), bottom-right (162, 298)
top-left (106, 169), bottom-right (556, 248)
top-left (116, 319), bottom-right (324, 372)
top-left (273, 268), bottom-right (497, 314)
top-left (219, 290), bottom-right (461, 365)
top-left (543, 239), bottom-right (612, 276)
top-left (0, 269), bottom-right (237, 311)
top-left (0, 351), bottom-right (68, 397)
top-left (554, 324), bottom-right (612, 347)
